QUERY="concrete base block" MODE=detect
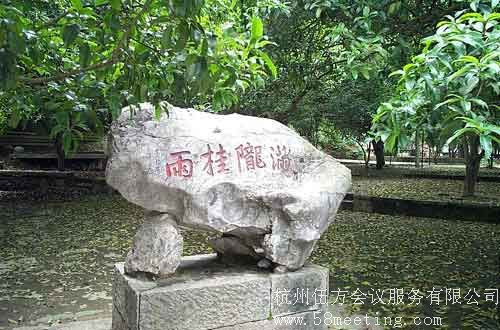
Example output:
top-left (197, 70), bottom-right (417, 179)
top-left (112, 254), bottom-right (328, 330)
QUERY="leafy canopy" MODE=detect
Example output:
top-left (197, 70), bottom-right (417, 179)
top-left (0, 0), bottom-right (279, 151)
top-left (372, 0), bottom-right (500, 159)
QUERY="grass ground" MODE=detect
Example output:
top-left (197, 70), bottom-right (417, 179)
top-left (0, 194), bottom-right (498, 329)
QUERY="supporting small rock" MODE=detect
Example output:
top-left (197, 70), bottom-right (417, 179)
top-left (124, 214), bottom-right (183, 278)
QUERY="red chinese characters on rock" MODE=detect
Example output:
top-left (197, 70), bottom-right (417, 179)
top-left (166, 151), bottom-right (193, 178)
top-left (235, 142), bottom-right (266, 173)
top-left (271, 145), bottom-right (292, 171)
top-left (201, 144), bottom-right (230, 176)
top-left (165, 142), bottom-right (292, 179)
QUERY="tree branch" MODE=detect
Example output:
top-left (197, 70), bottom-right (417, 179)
top-left (20, 0), bottom-right (154, 86)
top-left (19, 58), bottom-right (118, 85)
top-left (35, 10), bottom-right (69, 31)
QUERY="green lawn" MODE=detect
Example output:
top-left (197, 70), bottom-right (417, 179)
top-left (0, 194), bottom-right (498, 329)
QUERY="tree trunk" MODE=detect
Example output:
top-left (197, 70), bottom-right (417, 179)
top-left (267, 88), bottom-right (309, 125)
top-left (372, 140), bottom-right (385, 169)
top-left (463, 135), bottom-right (483, 197)
top-left (55, 135), bottom-right (65, 171)
top-left (365, 142), bottom-right (371, 168)
top-left (434, 145), bottom-right (440, 164)
top-left (415, 130), bottom-right (421, 168)
top-left (458, 143), bottom-right (465, 159)
top-left (421, 134), bottom-right (425, 168)
top-left (487, 155), bottom-right (493, 169)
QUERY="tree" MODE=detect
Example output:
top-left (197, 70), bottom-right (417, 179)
top-left (237, 0), bottom-right (469, 172)
top-left (372, 0), bottom-right (500, 196)
top-left (0, 0), bottom-right (278, 154)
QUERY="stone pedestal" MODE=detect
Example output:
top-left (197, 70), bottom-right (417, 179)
top-left (112, 254), bottom-right (329, 330)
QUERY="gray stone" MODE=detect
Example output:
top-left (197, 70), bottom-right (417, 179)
top-left (208, 235), bottom-right (259, 259)
top-left (270, 264), bottom-right (329, 317)
top-left (112, 254), bottom-right (329, 330)
top-left (124, 214), bottom-right (182, 277)
top-left (106, 103), bottom-right (351, 273)
top-left (256, 258), bottom-right (272, 269)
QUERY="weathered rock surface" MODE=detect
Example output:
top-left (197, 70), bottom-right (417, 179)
top-left (124, 214), bottom-right (182, 277)
top-left (106, 102), bottom-right (351, 274)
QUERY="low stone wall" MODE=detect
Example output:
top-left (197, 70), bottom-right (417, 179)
top-left (341, 194), bottom-right (499, 223)
top-left (347, 165), bottom-right (500, 182)
top-left (0, 170), bottom-right (112, 196)
top-left (384, 156), bottom-right (466, 164)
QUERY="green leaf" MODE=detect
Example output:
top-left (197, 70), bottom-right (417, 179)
top-left (55, 112), bottom-right (69, 126)
top-left (8, 109), bottom-right (21, 128)
top-left (351, 69), bottom-right (358, 80)
top-left (222, 70), bottom-right (237, 87)
top-left (479, 135), bottom-right (492, 159)
top-left (456, 55), bottom-right (479, 64)
top-left (251, 17), bottom-right (263, 42)
top-left (434, 98), bottom-right (459, 110)
top-left (154, 103), bottom-right (163, 120)
top-left (260, 52), bottom-right (277, 78)
top-left (79, 43), bottom-right (91, 67)
top-left (405, 79), bottom-right (415, 91)
top-left (360, 67), bottom-right (370, 80)
top-left (388, 2), bottom-right (400, 15)
top-left (161, 27), bottom-right (172, 49)
top-left (62, 24), bottom-right (80, 47)
top-left (487, 12), bottom-right (500, 21)
top-left (50, 126), bottom-right (65, 138)
top-left (315, 8), bottom-right (322, 18)
top-left (62, 131), bottom-right (72, 155)
top-left (459, 75), bottom-right (479, 95)
top-left (457, 13), bottom-right (483, 23)
top-left (446, 127), bottom-right (474, 145)
top-left (469, 98), bottom-right (488, 109)
top-left (389, 70), bottom-right (404, 77)
top-left (110, 0), bottom-right (121, 11)
top-left (256, 40), bottom-right (275, 48)
top-left (385, 133), bottom-right (398, 152)
top-left (175, 23), bottom-right (189, 51)
top-left (484, 123), bottom-right (500, 135)
top-left (449, 66), bottom-right (471, 81)
top-left (70, 0), bottom-right (83, 11)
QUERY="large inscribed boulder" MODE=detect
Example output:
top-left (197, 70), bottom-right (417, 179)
top-left (106, 103), bottom-right (351, 276)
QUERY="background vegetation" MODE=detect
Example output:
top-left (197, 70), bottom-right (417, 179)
top-left (0, 0), bottom-right (499, 194)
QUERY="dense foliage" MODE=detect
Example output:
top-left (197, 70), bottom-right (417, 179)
top-left (0, 0), bottom-right (278, 152)
top-left (372, 1), bottom-right (500, 195)
top-left (237, 0), bottom-right (473, 169)
top-left (0, 0), bottom-right (498, 185)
